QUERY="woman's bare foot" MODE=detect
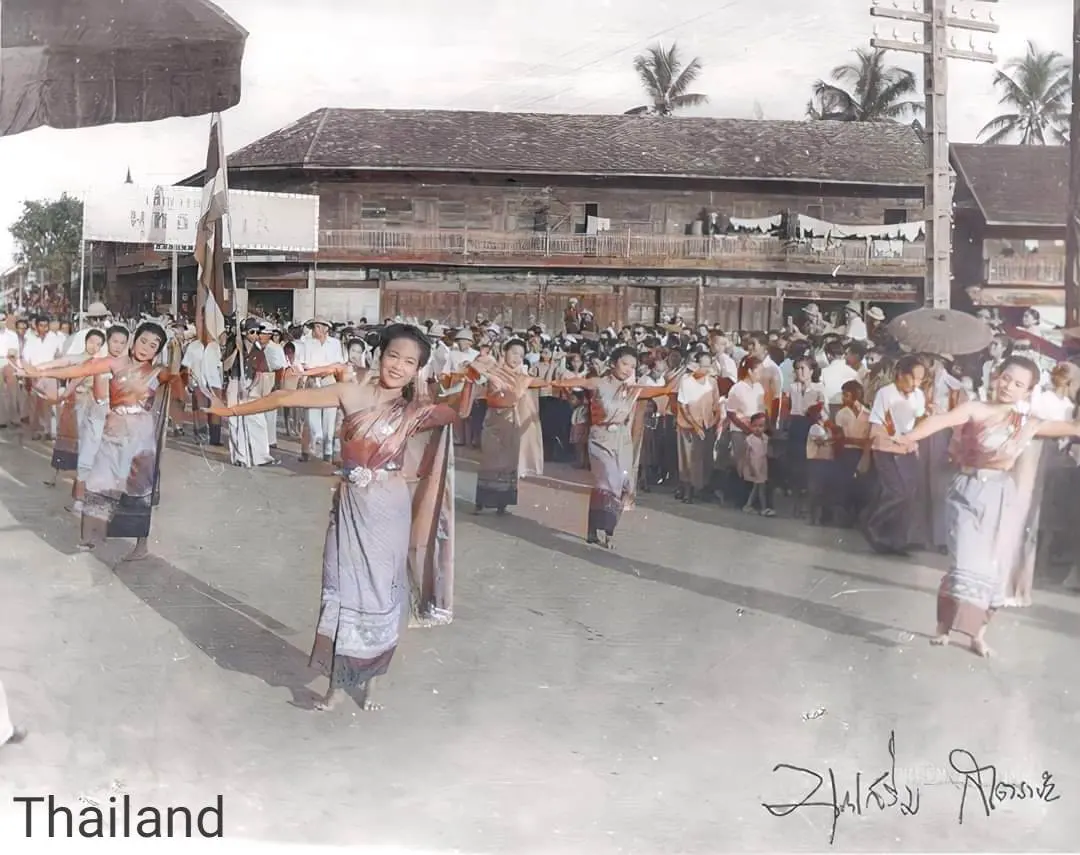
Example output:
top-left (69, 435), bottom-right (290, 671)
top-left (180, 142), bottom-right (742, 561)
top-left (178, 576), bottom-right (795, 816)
top-left (314, 688), bottom-right (343, 712)
top-left (930, 634), bottom-right (949, 646)
top-left (971, 629), bottom-right (992, 658)
top-left (76, 542), bottom-right (96, 552)
top-left (122, 539), bottom-right (150, 562)
top-left (360, 679), bottom-right (382, 712)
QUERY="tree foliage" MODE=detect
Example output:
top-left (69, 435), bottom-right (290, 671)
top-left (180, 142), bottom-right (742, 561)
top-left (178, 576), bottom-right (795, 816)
top-left (626, 42), bottom-right (708, 117)
top-left (978, 41), bottom-right (1071, 145)
top-left (807, 48), bottom-right (922, 123)
top-left (9, 194), bottom-right (84, 286)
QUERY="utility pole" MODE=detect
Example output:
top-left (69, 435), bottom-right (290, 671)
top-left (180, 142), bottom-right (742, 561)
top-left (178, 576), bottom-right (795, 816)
top-left (871, 0), bottom-right (998, 309)
top-left (1065, 0), bottom-right (1080, 330)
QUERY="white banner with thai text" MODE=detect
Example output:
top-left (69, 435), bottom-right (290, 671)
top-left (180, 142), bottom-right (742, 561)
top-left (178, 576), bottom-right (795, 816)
top-left (80, 184), bottom-right (320, 252)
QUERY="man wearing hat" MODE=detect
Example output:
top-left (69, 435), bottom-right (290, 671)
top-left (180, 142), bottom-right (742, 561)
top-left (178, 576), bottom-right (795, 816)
top-left (223, 317), bottom-right (275, 467)
top-left (866, 306), bottom-right (886, 341)
top-left (843, 301), bottom-right (868, 342)
top-left (257, 323), bottom-right (288, 448)
top-left (442, 328), bottom-right (478, 444)
top-left (295, 317), bottom-right (344, 462)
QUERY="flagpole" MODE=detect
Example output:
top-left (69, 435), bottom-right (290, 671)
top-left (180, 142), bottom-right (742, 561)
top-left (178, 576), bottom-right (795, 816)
top-left (217, 112), bottom-right (254, 468)
top-left (78, 239), bottom-right (86, 328)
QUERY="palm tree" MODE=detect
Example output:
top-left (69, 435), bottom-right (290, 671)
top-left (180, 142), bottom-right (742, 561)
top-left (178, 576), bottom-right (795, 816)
top-left (626, 43), bottom-right (708, 117)
top-left (978, 41), bottom-right (1071, 145)
top-left (806, 48), bottom-right (922, 123)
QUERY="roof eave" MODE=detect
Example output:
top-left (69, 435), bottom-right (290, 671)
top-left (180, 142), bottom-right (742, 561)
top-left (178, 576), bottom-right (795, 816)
top-left (984, 219), bottom-right (1066, 229)
top-left (225, 162), bottom-right (922, 188)
top-left (949, 149), bottom-right (991, 224)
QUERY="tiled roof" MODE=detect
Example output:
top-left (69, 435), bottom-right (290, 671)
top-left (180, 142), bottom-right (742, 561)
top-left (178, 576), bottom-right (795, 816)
top-left (951, 143), bottom-right (1068, 227)
top-left (226, 108), bottom-right (926, 187)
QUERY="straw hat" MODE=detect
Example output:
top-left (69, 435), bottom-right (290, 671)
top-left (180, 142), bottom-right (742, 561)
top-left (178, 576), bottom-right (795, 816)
top-left (306, 317), bottom-right (331, 328)
top-left (454, 328), bottom-right (475, 343)
top-left (867, 306), bottom-right (885, 321)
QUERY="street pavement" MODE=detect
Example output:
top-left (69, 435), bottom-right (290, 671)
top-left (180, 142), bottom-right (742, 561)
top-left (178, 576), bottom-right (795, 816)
top-left (0, 430), bottom-right (1079, 852)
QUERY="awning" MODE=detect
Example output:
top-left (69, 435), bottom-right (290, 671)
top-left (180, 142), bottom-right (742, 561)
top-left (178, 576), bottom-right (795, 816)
top-left (0, 0), bottom-right (246, 137)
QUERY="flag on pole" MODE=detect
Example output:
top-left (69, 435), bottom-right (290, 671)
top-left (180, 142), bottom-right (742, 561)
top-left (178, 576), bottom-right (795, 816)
top-left (194, 112), bottom-right (229, 346)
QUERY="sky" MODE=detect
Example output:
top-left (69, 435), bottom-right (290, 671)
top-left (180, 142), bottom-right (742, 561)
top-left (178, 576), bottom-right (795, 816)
top-left (0, 0), bottom-right (1070, 267)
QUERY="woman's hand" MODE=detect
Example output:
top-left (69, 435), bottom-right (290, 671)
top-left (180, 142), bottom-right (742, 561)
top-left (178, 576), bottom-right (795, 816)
top-left (892, 434), bottom-right (918, 453)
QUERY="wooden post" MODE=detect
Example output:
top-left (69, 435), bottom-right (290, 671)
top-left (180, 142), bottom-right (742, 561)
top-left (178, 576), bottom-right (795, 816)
top-left (1066, 0), bottom-right (1080, 329)
top-left (537, 276), bottom-right (547, 330)
top-left (695, 278), bottom-right (705, 326)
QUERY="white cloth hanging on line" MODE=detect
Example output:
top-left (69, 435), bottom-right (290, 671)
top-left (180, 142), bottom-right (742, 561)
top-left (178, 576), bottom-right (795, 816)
top-left (729, 214), bottom-right (782, 233)
top-left (797, 215), bottom-right (925, 241)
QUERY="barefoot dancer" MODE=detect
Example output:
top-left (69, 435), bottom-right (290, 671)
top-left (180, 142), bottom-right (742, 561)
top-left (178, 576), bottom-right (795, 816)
top-left (549, 345), bottom-right (677, 548)
top-left (468, 340), bottom-right (545, 515)
top-left (14, 322), bottom-right (181, 562)
top-left (209, 325), bottom-right (475, 712)
top-left (36, 329), bottom-right (108, 487)
top-left (896, 356), bottom-right (1080, 658)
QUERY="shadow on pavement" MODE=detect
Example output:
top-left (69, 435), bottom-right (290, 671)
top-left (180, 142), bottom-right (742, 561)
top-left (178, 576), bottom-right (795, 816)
top-left (463, 506), bottom-right (904, 650)
top-left (0, 442), bottom-right (324, 709)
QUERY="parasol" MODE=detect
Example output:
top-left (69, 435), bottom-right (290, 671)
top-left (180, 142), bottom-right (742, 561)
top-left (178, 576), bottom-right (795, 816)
top-left (886, 308), bottom-right (993, 356)
top-left (0, 0), bottom-right (246, 137)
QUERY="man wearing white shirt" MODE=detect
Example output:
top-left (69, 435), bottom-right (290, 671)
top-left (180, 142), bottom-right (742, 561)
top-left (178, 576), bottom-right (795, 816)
top-left (258, 325), bottom-right (287, 448)
top-left (0, 314), bottom-right (20, 428)
top-left (443, 328), bottom-right (479, 444)
top-left (709, 333), bottom-right (738, 382)
top-left (181, 334), bottom-right (225, 446)
top-left (21, 316), bottom-right (62, 438)
top-left (295, 318), bottom-right (344, 462)
top-left (745, 333), bottom-right (781, 423)
top-left (843, 302), bottom-right (868, 342)
top-left (865, 355), bottom-right (927, 555)
top-left (821, 341), bottom-right (861, 413)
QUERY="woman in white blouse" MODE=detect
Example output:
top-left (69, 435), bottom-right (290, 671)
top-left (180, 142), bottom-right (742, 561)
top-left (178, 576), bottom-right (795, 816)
top-left (726, 355), bottom-right (766, 507)
top-left (786, 356), bottom-right (827, 500)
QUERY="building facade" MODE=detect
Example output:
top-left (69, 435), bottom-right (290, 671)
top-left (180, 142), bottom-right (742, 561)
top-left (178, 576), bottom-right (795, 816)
top-left (951, 143), bottom-right (1068, 325)
top-left (117, 108), bottom-right (931, 327)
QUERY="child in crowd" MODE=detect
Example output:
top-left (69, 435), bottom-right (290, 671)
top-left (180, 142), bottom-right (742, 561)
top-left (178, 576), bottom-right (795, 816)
top-left (804, 402), bottom-right (834, 525)
top-left (741, 412), bottom-right (774, 516)
top-left (833, 379), bottom-right (871, 525)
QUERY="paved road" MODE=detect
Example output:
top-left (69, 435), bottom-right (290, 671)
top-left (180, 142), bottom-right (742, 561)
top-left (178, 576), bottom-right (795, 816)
top-left (0, 431), bottom-right (1078, 852)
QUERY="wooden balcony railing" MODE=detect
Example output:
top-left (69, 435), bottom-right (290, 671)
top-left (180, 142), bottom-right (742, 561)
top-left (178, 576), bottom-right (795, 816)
top-left (318, 229), bottom-right (925, 273)
top-left (986, 255), bottom-right (1066, 286)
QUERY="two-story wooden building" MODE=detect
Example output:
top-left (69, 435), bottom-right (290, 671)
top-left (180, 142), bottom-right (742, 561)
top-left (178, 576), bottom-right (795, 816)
top-left (951, 143), bottom-right (1069, 325)
top-left (115, 108), bottom-right (929, 328)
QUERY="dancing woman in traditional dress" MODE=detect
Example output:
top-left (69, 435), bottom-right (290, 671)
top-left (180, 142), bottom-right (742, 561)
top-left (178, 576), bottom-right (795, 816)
top-left (36, 328), bottom-right (106, 487)
top-left (469, 339), bottom-right (546, 515)
top-left (547, 345), bottom-right (677, 548)
top-left (15, 323), bottom-right (179, 561)
top-left (895, 356), bottom-right (1080, 658)
top-left (208, 325), bottom-right (475, 712)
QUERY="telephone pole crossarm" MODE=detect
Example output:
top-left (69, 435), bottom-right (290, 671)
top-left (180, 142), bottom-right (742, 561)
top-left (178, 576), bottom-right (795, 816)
top-left (869, 0), bottom-right (999, 309)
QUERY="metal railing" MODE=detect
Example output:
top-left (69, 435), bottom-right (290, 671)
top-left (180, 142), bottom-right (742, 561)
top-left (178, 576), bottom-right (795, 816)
top-left (986, 255), bottom-right (1066, 286)
top-left (318, 228), bottom-right (926, 269)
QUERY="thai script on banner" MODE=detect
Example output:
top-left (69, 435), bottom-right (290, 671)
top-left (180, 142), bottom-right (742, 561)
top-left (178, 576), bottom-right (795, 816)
top-left (81, 184), bottom-right (320, 252)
